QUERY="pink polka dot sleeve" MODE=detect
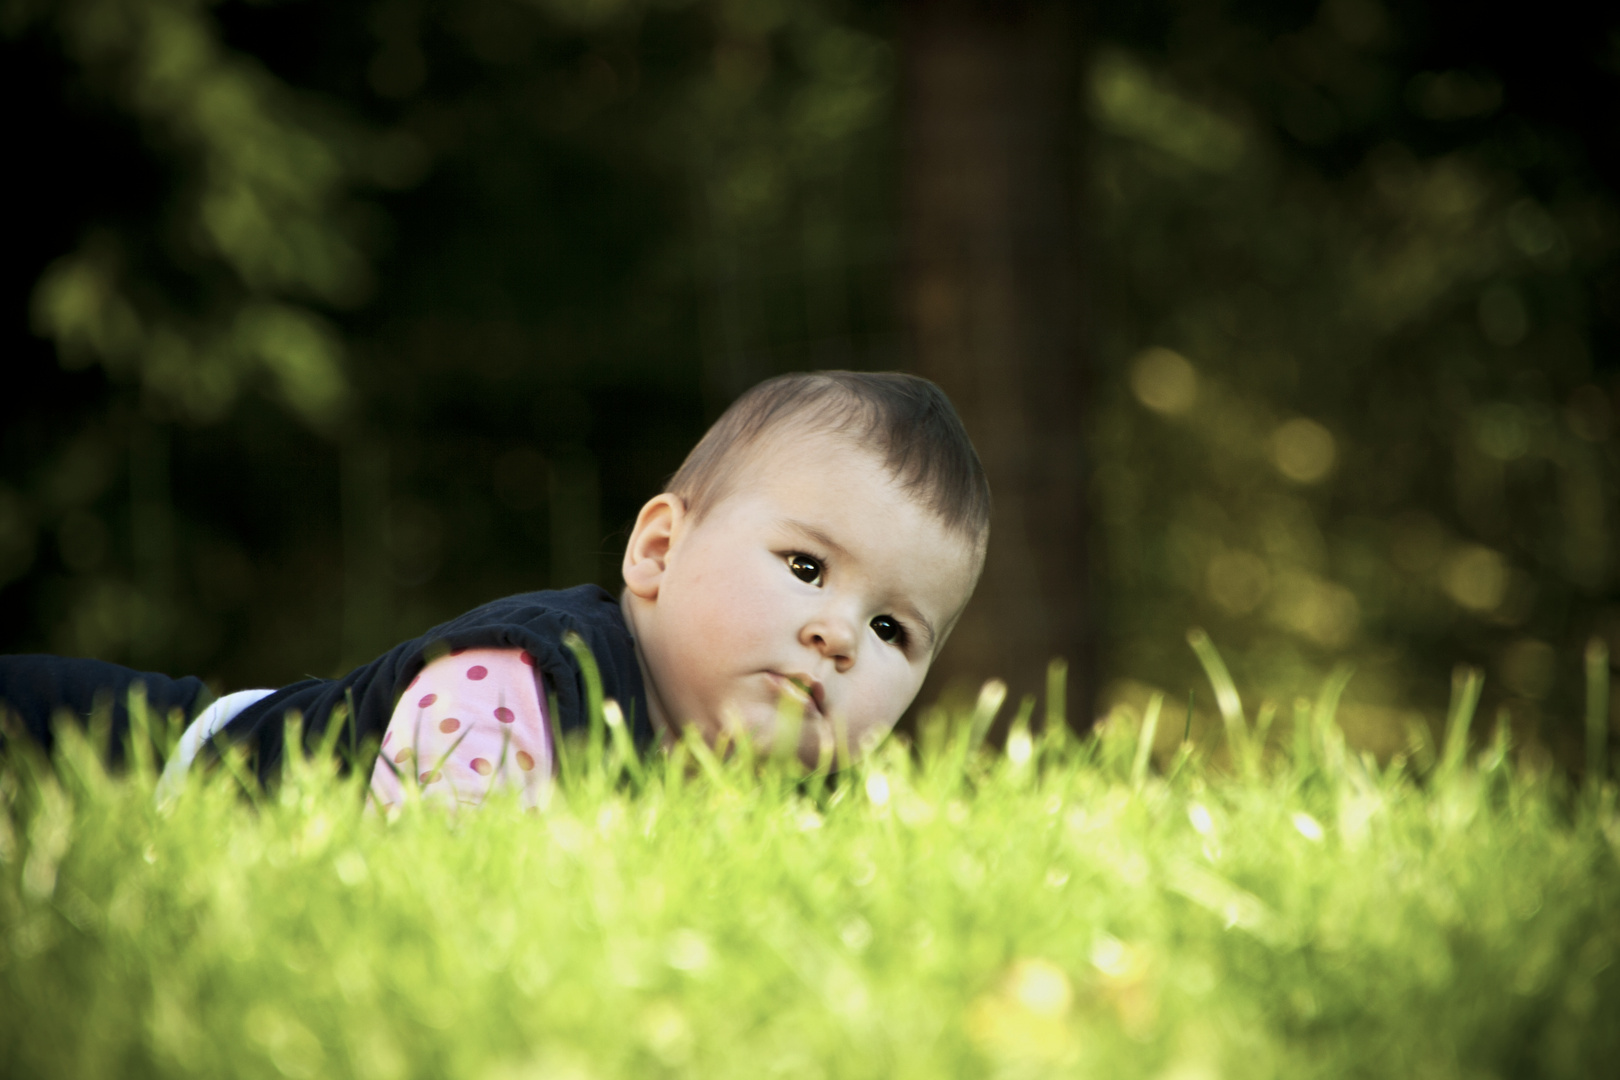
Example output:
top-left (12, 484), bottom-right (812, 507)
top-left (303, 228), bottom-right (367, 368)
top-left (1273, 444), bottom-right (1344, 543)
top-left (368, 648), bottom-right (553, 810)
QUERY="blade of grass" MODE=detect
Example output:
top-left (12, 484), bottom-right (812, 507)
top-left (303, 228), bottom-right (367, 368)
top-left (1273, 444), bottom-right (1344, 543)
top-left (1440, 665), bottom-right (1484, 779)
top-left (662, 739), bottom-right (690, 792)
top-left (769, 692), bottom-right (807, 780)
top-left (425, 721), bottom-right (478, 785)
top-left (315, 700), bottom-right (350, 765)
top-left (968, 679), bottom-right (1007, 752)
top-left (1132, 692), bottom-right (1164, 790)
top-left (680, 725), bottom-right (730, 790)
top-left (280, 712), bottom-right (306, 792)
top-left (1187, 629), bottom-right (1249, 770)
top-left (212, 736), bottom-right (263, 809)
top-left (1253, 700), bottom-right (1277, 755)
top-left (1587, 637), bottom-right (1611, 792)
top-left (124, 683), bottom-right (156, 782)
top-left (562, 632), bottom-right (608, 779)
top-left (374, 743), bottom-right (403, 783)
top-left (489, 727), bottom-right (514, 804)
top-left (1004, 694), bottom-right (1036, 775)
top-left (345, 688), bottom-right (359, 767)
top-left (546, 689), bottom-right (575, 790)
top-left (1292, 697), bottom-right (1313, 771)
top-left (832, 709), bottom-right (853, 774)
top-left (1481, 707), bottom-right (1512, 778)
top-left (603, 698), bottom-right (646, 788)
top-left (939, 682), bottom-right (1005, 791)
top-left (726, 711), bottom-right (758, 775)
top-left (1312, 664), bottom-right (1356, 775)
top-left (1045, 658), bottom-right (1068, 742)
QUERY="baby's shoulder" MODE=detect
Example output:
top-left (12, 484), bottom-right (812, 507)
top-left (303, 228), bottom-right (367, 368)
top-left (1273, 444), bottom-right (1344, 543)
top-left (417, 584), bottom-right (632, 679)
top-left (443, 584), bottom-right (621, 632)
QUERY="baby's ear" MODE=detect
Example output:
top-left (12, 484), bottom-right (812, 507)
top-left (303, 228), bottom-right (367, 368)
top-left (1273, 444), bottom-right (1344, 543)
top-left (622, 493), bottom-right (685, 599)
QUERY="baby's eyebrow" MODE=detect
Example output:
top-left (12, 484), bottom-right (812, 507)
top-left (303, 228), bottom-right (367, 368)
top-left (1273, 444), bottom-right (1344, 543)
top-left (777, 518), bottom-right (850, 560)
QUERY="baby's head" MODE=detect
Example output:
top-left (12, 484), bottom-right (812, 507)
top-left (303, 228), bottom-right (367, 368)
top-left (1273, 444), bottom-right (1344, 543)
top-left (620, 371), bottom-right (990, 766)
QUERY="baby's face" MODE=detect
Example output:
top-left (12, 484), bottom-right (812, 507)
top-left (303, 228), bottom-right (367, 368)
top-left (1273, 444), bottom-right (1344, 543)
top-left (622, 430), bottom-right (980, 766)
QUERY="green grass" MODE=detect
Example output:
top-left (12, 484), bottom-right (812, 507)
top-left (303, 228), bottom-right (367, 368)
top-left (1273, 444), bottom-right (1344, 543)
top-left (2, 655), bottom-right (1618, 1080)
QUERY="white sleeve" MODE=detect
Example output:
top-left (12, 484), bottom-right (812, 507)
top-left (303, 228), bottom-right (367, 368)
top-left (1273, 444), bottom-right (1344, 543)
top-left (154, 688), bottom-right (277, 802)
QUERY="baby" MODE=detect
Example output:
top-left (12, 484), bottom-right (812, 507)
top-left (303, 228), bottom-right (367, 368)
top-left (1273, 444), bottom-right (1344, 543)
top-left (0, 371), bottom-right (990, 804)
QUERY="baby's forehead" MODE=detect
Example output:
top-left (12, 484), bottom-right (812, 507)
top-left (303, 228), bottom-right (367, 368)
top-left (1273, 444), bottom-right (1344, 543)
top-left (730, 427), bottom-right (912, 509)
top-left (737, 432), bottom-right (982, 557)
top-left (708, 424), bottom-right (982, 555)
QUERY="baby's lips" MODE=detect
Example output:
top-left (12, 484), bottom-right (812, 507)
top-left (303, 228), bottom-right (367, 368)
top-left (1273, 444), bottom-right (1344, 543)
top-left (769, 671), bottom-right (826, 718)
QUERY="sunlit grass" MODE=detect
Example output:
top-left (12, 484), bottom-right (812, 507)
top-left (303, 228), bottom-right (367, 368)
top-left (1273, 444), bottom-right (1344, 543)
top-left (2, 650), bottom-right (1618, 1079)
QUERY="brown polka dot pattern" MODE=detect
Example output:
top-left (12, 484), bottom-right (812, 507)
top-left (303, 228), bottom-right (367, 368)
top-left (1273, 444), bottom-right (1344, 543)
top-left (367, 647), bottom-right (555, 809)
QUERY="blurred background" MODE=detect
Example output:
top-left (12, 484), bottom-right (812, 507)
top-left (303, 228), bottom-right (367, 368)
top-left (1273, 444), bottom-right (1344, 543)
top-left (3, 0), bottom-right (1617, 766)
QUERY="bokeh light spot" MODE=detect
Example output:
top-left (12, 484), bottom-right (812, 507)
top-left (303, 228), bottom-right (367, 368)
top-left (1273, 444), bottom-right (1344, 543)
top-left (1206, 550), bottom-right (1271, 615)
top-left (1442, 545), bottom-right (1507, 612)
top-left (1129, 347), bottom-right (1199, 415)
top-left (1271, 418), bottom-right (1336, 483)
top-left (1270, 570), bottom-right (1359, 647)
top-left (1007, 958), bottom-right (1073, 1018)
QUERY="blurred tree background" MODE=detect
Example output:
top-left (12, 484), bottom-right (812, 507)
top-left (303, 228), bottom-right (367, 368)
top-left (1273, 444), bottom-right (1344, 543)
top-left (2, 0), bottom-right (1616, 765)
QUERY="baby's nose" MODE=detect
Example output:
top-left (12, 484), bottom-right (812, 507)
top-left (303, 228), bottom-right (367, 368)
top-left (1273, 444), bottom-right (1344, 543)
top-left (803, 612), bottom-right (858, 663)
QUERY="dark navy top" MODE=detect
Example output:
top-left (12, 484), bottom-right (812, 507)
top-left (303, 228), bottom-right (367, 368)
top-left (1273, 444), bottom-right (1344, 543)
top-left (0, 585), bottom-right (651, 782)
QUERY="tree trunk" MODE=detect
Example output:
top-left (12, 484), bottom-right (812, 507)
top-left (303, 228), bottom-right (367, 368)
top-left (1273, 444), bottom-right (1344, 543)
top-left (900, 0), bottom-right (1095, 732)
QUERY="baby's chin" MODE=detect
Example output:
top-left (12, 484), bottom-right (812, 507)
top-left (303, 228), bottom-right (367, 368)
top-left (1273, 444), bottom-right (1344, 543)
top-left (666, 703), bottom-right (829, 770)
top-left (728, 703), bottom-right (895, 770)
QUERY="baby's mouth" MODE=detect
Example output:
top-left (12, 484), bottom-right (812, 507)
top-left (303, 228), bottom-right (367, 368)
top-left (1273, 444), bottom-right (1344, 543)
top-left (771, 673), bottom-right (825, 718)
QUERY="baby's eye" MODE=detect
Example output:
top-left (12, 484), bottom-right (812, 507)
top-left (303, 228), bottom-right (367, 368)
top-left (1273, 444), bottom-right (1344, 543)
top-left (787, 553), bottom-right (823, 585)
top-left (870, 615), bottom-right (907, 646)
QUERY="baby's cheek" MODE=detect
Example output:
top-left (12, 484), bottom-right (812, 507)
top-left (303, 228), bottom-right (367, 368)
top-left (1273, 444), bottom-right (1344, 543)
top-left (656, 659), bottom-right (732, 741)
top-left (874, 659), bottom-right (927, 727)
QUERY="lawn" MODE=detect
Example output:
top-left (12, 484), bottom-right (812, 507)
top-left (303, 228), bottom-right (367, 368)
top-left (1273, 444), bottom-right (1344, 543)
top-left (2, 648), bottom-right (1617, 1079)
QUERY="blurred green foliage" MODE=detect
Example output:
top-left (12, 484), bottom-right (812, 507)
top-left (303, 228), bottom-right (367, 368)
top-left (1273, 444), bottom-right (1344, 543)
top-left (1, 0), bottom-right (1617, 762)
top-left (24, 0), bottom-right (367, 426)
top-left (1087, 1), bottom-right (1619, 762)
top-left (2, 0), bottom-right (901, 686)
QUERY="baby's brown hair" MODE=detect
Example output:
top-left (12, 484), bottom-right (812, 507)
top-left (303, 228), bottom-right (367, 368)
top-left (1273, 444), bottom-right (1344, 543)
top-left (668, 371), bottom-right (990, 549)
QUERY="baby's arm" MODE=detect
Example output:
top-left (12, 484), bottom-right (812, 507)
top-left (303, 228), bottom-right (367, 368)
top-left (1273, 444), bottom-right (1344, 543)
top-left (0, 653), bottom-right (210, 758)
top-left (369, 648), bottom-right (553, 809)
